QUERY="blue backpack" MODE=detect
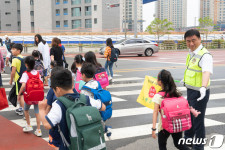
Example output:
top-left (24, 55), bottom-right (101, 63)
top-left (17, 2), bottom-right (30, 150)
top-left (82, 81), bottom-right (112, 121)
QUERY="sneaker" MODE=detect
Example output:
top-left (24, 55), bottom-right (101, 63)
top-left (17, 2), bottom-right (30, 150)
top-left (15, 108), bottom-right (23, 116)
top-left (108, 76), bottom-right (112, 81)
top-left (23, 125), bottom-right (33, 132)
top-left (111, 79), bottom-right (114, 83)
top-left (34, 129), bottom-right (42, 137)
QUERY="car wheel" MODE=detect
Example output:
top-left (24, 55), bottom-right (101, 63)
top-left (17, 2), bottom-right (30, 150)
top-left (138, 54), bottom-right (142, 56)
top-left (145, 48), bottom-right (153, 56)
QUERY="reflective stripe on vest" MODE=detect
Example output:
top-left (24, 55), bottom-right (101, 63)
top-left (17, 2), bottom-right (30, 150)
top-left (184, 47), bottom-right (210, 90)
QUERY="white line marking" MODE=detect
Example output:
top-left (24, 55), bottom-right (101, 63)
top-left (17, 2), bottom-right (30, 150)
top-left (111, 90), bottom-right (141, 96)
top-left (108, 83), bottom-right (143, 88)
top-left (114, 77), bottom-right (144, 82)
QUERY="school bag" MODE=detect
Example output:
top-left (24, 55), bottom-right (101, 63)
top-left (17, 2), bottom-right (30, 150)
top-left (158, 92), bottom-right (192, 133)
top-left (82, 82), bottom-right (112, 121)
top-left (74, 69), bottom-right (82, 93)
top-left (34, 59), bottom-right (44, 77)
top-left (14, 57), bottom-right (27, 78)
top-left (94, 67), bottom-right (109, 88)
top-left (23, 71), bottom-right (44, 105)
top-left (108, 47), bottom-right (119, 62)
top-left (0, 46), bottom-right (7, 58)
top-left (57, 94), bottom-right (106, 150)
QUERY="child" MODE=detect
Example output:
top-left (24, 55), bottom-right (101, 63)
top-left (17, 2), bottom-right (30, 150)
top-left (47, 61), bottom-right (57, 87)
top-left (9, 44), bottom-right (26, 116)
top-left (18, 56), bottom-right (42, 136)
top-left (73, 54), bottom-right (84, 93)
top-left (152, 69), bottom-right (190, 150)
top-left (80, 63), bottom-right (98, 98)
top-left (39, 68), bottom-right (106, 149)
top-left (32, 50), bottom-right (45, 81)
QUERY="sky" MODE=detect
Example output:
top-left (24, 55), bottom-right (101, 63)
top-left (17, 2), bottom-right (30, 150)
top-left (142, 0), bottom-right (200, 30)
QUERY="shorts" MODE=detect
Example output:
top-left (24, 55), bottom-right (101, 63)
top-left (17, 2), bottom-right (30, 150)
top-left (44, 69), bottom-right (48, 77)
top-left (24, 102), bottom-right (39, 114)
top-left (0, 73), bottom-right (2, 86)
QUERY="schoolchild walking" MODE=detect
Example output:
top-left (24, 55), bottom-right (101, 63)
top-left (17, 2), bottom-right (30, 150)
top-left (9, 44), bottom-right (26, 116)
top-left (104, 38), bottom-right (114, 82)
top-left (17, 56), bottom-right (42, 136)
top-left (39, 68), bottom-right (106, 150)
top-left (73, 54), bottom-right (84, 92)
top-left (32, 50), bottom-right (45, 81)
top-left (152, 69), bottom-right (190, 150)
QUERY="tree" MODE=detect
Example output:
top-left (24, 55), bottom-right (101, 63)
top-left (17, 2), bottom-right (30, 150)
top-left (198, 17), bottom-right (215, 42)
top-left (146, 18), bottom-right (174, 43)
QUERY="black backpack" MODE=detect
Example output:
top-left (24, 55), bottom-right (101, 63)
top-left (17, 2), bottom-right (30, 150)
top-left (109, 48), bottom-right (119, 62)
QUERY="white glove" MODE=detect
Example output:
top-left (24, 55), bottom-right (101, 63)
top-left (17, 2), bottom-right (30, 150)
top-left (197, 87), bottom-right (206, 101)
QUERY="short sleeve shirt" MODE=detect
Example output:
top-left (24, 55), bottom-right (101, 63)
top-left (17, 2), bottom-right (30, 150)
top-left (19, 70), bottom-right (42, 84)
top-left (152, 94), bottom-right (164, 132)
top-left (11, 55), bottom-right (23, 82)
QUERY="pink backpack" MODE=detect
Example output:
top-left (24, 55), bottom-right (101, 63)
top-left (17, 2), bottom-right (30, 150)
top-left (158, 92), bottom-right (192, 133)
top-left (94, 67), bottom-right (109, 88)
top-left (75, 70), bottom-right (82, 93)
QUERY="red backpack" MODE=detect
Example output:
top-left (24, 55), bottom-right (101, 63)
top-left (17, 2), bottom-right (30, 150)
top-left (158, 92), bottom-right (192, 133)
top-left (23, 71), bottom-right (44, 105)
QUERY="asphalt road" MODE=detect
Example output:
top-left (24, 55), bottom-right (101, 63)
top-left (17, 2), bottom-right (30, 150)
top-left (0, 50), bottom-right (225, 150)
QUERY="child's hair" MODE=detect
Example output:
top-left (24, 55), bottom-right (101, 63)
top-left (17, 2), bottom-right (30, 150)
top-left (84, 51), bottom-right (102, 67)
top-left (0, 38), bottom-right (3, 46)
top-left (24, 56), bottom-right (35, 72)
top-left (81, 63), bottom-right (96, 78)
top-left (106, 38), bottom-right (114, 48)
top-left (71, 62), bottom-right (77, 74)
top-left (74, 54), bottom-right (84, 64)
top-left (50, 61), bottom-right (57, 67)
top-left (9, 43), bottom-right (15, 49)
top-left (32, 50), bottom-right (43, 60)
top-left (12, 43), bottom-right (23, 53)
top-left (51, 68), bottom-right (72, 91)
top-left (158, 69), bottom-right (182, 98)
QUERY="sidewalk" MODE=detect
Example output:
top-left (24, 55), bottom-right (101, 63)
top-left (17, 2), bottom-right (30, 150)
top-left (0, 115), bottom-right (53, 150)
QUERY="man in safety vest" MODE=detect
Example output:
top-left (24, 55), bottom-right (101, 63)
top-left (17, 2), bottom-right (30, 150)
top-left (183, 29), bottom-right (213, 150)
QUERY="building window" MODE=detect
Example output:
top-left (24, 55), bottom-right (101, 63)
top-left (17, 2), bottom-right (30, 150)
top-left (30, 0), bottom-right (34, 5)
top-left (56, 21), bottom-right (60, 27)
top-left (31, 22), bottom-right (34, 27)
top-left (71, 0), bottom-right (81, 5)
top-left (5, 12), bottom-right (11, 15)
top-left (72, 7), bottom-right (81, 16)
top-left (94, 18), bottom-right (97, 24)
top-left (85, 6), bottom-right (91, 16)
top-left (6, 24), bottom-right (11, 27)
top-left (85, 0), bottom-right (91, 3)
top-left (63, 0), bottom-right (68, 4)
top-left (5, 1), bottom-right (10, 3)
top-left (56, 0), bottom-right (60, 5)
top-left (85, 19), bottom-right (92, 28)
top-left (72, 20), bottom-right (81, 29)
top-left (94, 5), bottom-right (97, 11)
top-left (63, 8), bottom-right (68, 15)
top-left (56, 9), bottom-right (60, 16)
top-left (17, 10), bottom-right (20, 14)
top-left (64, 20), bottom-right (68, 27)
top-left (18, 22), bottom-right (20, 27)
top-left (30, 11), bottom-right (34, 16)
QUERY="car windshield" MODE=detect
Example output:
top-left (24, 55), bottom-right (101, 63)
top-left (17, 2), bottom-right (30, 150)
top-left (115, 39), bottom-right (126, 44)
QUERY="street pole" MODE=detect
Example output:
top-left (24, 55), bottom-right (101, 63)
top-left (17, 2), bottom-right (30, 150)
top-left (124, 0), bottom-right (127, 39)
top-left (134, 0), bottom-right (137, 38)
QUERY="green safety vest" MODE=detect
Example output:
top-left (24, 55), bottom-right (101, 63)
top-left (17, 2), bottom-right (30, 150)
top-left (184, 47), bottom-right (210, 90)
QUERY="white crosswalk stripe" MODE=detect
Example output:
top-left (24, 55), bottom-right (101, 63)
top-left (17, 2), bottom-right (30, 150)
top-left (1, 73), bottom-right (225, 149)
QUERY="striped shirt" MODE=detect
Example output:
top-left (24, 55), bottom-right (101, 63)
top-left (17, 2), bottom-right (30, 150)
top-left (104, 46), bottom-right (111, 61)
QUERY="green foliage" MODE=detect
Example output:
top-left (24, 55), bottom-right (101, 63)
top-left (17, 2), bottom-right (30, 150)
top-left (146, 18), bottom-right (174, 43)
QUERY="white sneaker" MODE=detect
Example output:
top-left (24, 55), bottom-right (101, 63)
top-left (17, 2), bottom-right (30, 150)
top-left (108, 76), bottom-right (112, 81)
top-left (111, 79), bottom-right (114, 83)
top-left (34, 129), bottom-right (42, 137)
top-left (23, 125), bottom-right (33, 132)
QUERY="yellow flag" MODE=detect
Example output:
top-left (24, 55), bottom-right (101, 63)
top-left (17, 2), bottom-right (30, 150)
top-left (137, 76), bottom-right (162, 109)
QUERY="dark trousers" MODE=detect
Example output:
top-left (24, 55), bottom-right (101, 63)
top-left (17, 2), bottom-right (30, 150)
top-left (158, 129), bottom-right (190, 150)
top-left (184, 88), bottom-right (210, 150)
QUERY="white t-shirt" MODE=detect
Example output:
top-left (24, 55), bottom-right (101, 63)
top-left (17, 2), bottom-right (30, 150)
top-left (38, 42), bottom-right (50, 69)
top-left (20, 70), bottom-right (42, 83)
top-left (47, 97), bottom-right (102, 126)
top-left (80, 80), bottom-right (99, 99)
top-left (152, 94), bottom-right (164, 132)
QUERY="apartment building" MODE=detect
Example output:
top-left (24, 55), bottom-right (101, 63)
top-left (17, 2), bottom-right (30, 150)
top-left (0, 0), bottom-right (143, 33)
top-left (155, 0), bottom-right (187, 29)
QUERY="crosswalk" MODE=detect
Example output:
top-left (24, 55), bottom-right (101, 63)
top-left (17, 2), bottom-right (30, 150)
top-left (0, 73), bottom-right (225, 149)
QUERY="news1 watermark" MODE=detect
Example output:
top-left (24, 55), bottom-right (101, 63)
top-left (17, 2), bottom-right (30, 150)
top-left (178, 134), bottom-right (225, 148)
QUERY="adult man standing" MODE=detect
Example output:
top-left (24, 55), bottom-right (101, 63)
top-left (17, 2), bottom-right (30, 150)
top-left (183, 29), bottom-right (213, 150)
top-left (5, 35), bottom-right (11, 52)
